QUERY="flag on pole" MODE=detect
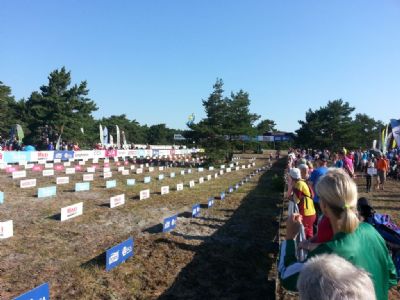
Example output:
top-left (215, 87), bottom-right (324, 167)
top-left (99, 124), bottom-right (104, 145)
top-left (116, 125), bottom-right (121, 149)
top-left (391, 119), bottom-right (400, 149)
top-left (103, 127), bottom-right (109, 145)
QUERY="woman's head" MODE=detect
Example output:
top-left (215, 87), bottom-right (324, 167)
top-left (316, 168), bottom-right (359, 233)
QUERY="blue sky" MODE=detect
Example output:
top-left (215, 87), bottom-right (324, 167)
top-left (1, 1), bottom-right (399, 132)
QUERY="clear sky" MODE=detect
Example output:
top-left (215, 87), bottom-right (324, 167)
top-left (1, 1), bottom-right (399, 132)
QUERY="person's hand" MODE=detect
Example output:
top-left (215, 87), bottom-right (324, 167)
top-left (286, 213), bottom-right (302, 240)
top-left (298, 240), bottom-right (309, 250)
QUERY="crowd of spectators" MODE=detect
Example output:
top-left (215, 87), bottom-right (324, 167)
top-left (280, 147), bottom-right (400, 300)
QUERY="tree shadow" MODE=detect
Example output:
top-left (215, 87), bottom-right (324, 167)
top-left (158, 159), bottom-right (284, 300)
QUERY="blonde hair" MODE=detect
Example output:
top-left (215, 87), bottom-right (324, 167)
top-left (315, 168), bottom-right (359, 233)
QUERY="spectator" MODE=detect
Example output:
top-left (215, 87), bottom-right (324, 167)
top-left (376, 154), bottom-right (389, 190)
top-left (297, 254), bottom-right (376, 300)
top-left (308, 153), bottom-right (329, 214)
top-left (279, 168), bottom-right (397, 300)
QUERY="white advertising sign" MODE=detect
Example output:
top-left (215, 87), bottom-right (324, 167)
top-left (45, 163), bottom-right (54, 169)
top-left (87, 167), bottom-right (95, 173)
top-left (79, 161), bottom-right (85, 166)
top-left (64, 161), bottom-right (71, 167)
top-left (130, 165), bottom-right (135, 170)
top-left (139, 189), bottom-right (150, 200)
top-left (207, 175), bottom-right (212, 181)
top-left (122, 170), bottom-right (129, 176)
top-left (103, 171), bottom-right (112, 179)
top-left (118, 166), bottom-right (125, 172)
top-left (226, 168), bottom-right (232, 173)
top-left (199, 177), bottom-right (204, 184)
top-left (56, 177), bottom-right (70, 185)
top-left (110, 194), bottom-right (125, 208)
top-left (159, 166), bottom-right (164, 171)
top-left (161, 186), bottom-right (170, 195)
top-left (176, 183), bottom-right (183, 191)
top-left (148, 167), bottom-right (154, 172)
top-left (136, 168), bottom-right (143, 174)
top-left (0, 220), bottom-right (13, 239)
top-left (20, 178), bottom-right (37, 188)
top-left (103, 167), bottom-right (111, 172)
top-left (219, 170), bottom-right (224, 175)
top-left (12, 170), bottom-right (26, 179)
top-left (83, 173), bottom-right (94, 181)
top-left (65, 168), bottom-right (75, 175)
top-left (43, 169), bottom-right (54, 177)
top-left (214, 173), bottom-right (218, 179)
top-left (189, 180), bottom-right (195, 188)
top-left (61, 202), bottom-right (83, 221)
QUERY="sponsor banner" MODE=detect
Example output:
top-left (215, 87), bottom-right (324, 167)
top-left (145, 149), bottom-right (152, 157)
top-left (93, 150), bottom-right (106, 159)
top-left (117, 150), bottom-right (129, 158)
top-left (127, 179), bottom-right (136, 186)
top-left (3, 151), bottom-right (32, 163)
top-left (103, 171), bottom-right (112, 179)
top-left (220, 192), bottom-right (226, 200)
top-left (208, 197), bottom-right (214, 208)
top-left (153, 149), bottom-right (160, 157)
top-left (209, 166), bottom-right (214, 171)
top-left (19, 179), bottom-right (36, 189)
top-left (42, 169), bottom-right (54, 177)
top-left (92, 158), bottom-right (99, 164)
top-left (75, 182), bottom-right (90, 192)
top-left (105, 149), bottom-right (118, 158)
top-left (158, 166), bottom-right (164, 171)
top-left (226, 168), bottom-right (232, 173)
top-left (61, 202), bottom-right (83, 221)
top-left (87, 167), bottom-right (95, 173)
top-left (180, 170), bottom-right (185, 176)
top-left (54, 150), bottom-right (74, 161)
top-left (130, 165), bottom-right (136, 170)
top-left (118, 166), bottom-right (125, 172)
top-left (74, 150), bottom-right (94, 160)
top-left (189, 180), bottom-right (195, 188)
top-left (55, 165), bottom-right (64, 171)
top-left (214, 173), bottom-right (218, 179)
top-left (36, 151), bottom-right (54, 161)
top-left (144, 176), bottom-right (151, 184)
top-left (66, 167), bottom-right (76, 175)
top-left (192, 204), bottom-right (201, 217)
top-left (137, 149), bottom-right (145, 157)
top-left (198, 177), bottom-right (204, 184)
top-left (198, 167), bottom-right (204, 172)
top-left (83, 173), bottom-right (94, 181)
top-left (148, 167), bottom-right (154, 172)
top-left (0, 152), bottom-right (3, 163)
top-left (136, 168), bottom-right (143, 174)
top-left (127, 150), bottom-right (137, 157)
top-left (161, 186), bottom-right (169, 195)
top-left (56, 177), bottom-right (69, 185)
top-left (44, 163), bottom-right (54, 169)
top-left (158, 174), bottom-right (164, 180)
top-left (0, 191), bottom-right (3, 204)
top-left (38, 160), bottom-right (46, 165)
top-left (18, 161), bottom-right (27, 166)
top-left (106, 237), bottom-right (134, 271)
top-left (176, 183), bottom-right (183, 191)
top-left (64, 161), bottom-right (71, 167)
top-left (159, 150), bottom-right (169, 157)
top-left (106, 180), bottom-right (117, 189)
top-left (12, 170), bottom-right (26, 179)
top-left (163, 215), bottom-right (177, 232)
top-left (110, 194), bottom-right (125, 208)
top-left (103, 167), bottom-right (111, 173)
top-left (170, 172), bottom-right (175, 178)
top-left (207, 174), bottom-right (212, 181)
top-left (0, 220), bottom-right (13, 238)
top-left (38, 186), bottom-right (57, 198)
top-left (139, 189), bottom-right (150, 200)
top-left (14, 282), bottom-right (50, 300)
top-left (122, 170), bottom-right (129, 176)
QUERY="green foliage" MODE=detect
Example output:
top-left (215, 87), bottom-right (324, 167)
top-left (295, 99), bottom-right (381, 150)
top-left (256, 119), bottom-right (277, 134)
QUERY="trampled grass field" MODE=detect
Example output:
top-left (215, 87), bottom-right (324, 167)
top-left (0, 154), bottom-right (284, 299)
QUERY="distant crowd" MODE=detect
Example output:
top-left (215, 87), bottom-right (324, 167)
top-left (280, 147), bottom-right (400, 300)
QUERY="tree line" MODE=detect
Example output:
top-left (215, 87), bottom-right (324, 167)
top-left (0, 67), bottom-right (384, 157)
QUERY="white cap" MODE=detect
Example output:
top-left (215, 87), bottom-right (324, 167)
top-left (290, 168), bottom-right (301, 180)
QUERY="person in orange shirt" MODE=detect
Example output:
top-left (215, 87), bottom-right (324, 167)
top-left (376, 154), bottom-right (389, 190)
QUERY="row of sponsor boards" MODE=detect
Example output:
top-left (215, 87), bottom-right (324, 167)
top-left (0, 149), bottom-right (197, 163)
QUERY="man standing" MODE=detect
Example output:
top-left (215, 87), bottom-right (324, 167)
top-left (376, 154), bottom-right (389, 190)
top-left (308, 153), bottom-right (329, 214)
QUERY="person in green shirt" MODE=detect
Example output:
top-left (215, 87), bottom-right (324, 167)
top-left (278, 168), bottom-right (397, 300)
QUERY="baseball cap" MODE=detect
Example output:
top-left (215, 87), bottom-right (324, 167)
top-left (289, 168), bottom-right (301, 180)
top-left (319, 153), bottom-right (329, 162)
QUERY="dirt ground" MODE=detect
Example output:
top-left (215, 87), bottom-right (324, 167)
top-left (0, 154), bottom-right (283, 299)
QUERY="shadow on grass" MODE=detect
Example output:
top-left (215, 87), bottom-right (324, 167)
top-left (158, 158), bottom-right (285, 300)
top-left (81, 252), bottom-right (106, 269)
top-left (46, 213), bottom-right (61, 221)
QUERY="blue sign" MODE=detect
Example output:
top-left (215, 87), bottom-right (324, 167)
top-left (153, 149), bottom-right (160, 157)
top-left (220, 192), bottom-right (225, 200)
top-left (0, 191), bottom-right (3, 204)
top-left (170, 172), bottom-right (175, 178)
top-left (14, 282), bottom-right (50, 300)
top-left (158, 174), bottom-right (164, 180)
top-left (228, 186), bottom-right (234, 193)
top-left (106, 180), bottom-right (117, 189)
top-left (192, 204), bottom-right (200, 217)
top-left (75, 182), bottom-right (90, 192)
top-left (163, 215), bottom-right (177, 232)
top-left (208, 197), bottom-right (215, 208)
top-left (54, 150), bottom-right (74, 161)
top-left (126, 179), bottom-right (136, 186)
top-left (106, 237), bottom-right (134, 271)
top-left (137, 149), bottom-right (145, 157)
top-left (3, 151), bottom-right (32, 163)
top-left (37, 186), bottom-right (57, 198)
top-left (144, 176), bottom-right (151, 183)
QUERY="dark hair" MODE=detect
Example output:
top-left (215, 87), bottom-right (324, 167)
top-left (357, 197), bottom-right (375, 220)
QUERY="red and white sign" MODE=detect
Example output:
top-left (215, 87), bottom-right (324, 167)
top-left (105, 149), bottom-right (117, 158)
top-left (55, 165), bottom-right (64, 171)
top-left (189, 180), bottom-right (195, 188)
top-left (83, 174), bottom-right (94, 181)
top-left (103, 171), bottom-right (112, 179)
top-left (32, 165), bottom-right (42, 172)
top-left (12, 170), bottom-right (27, 179)
top-left (0, 220), bottom-right (13, 239)
top-left (37, 151), bottom-right (54, 161)
top-left (136, 168), bottom-right (143, 174)
top-left (61, 202), bottom-right (83, 221)
top-left (176, 183), bottom-right (183, 191)
top-left (139, 189), bottom-right (150, 200)
top-left (122, 170), bottom-right (129, 176)
top-left (43, 169), bottom-right (54, 177)
top-left (161, 186), bottom-right (169, 195)
top-left (66, 168), bottom-right (75, 175)
top-left (56, 177), bottom-right (69, 185)
top-left (20, 178), bottom-right (37, 188)
top-left (110, 194), bottom-right (125, 208)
